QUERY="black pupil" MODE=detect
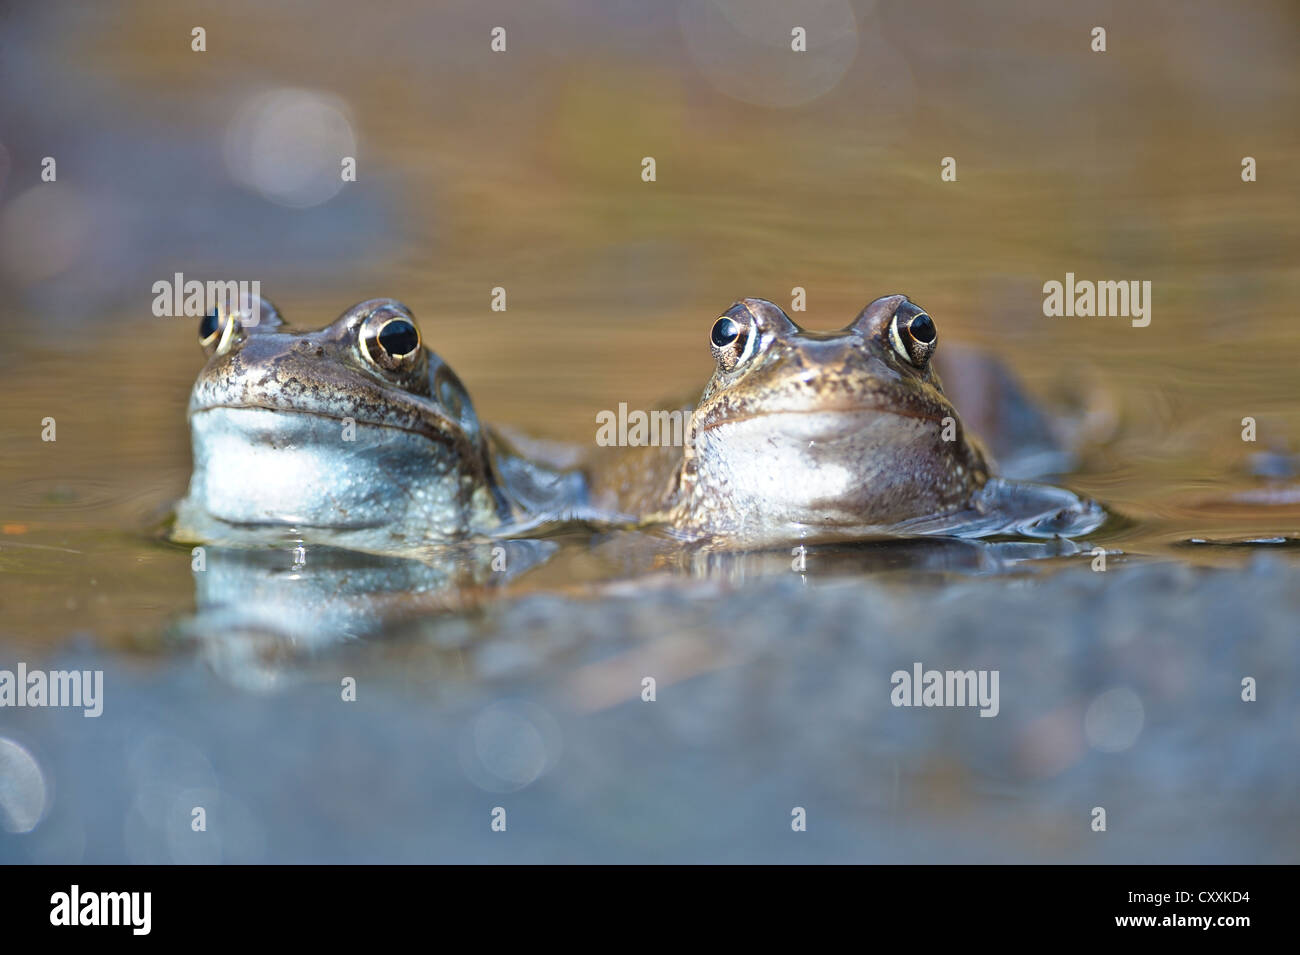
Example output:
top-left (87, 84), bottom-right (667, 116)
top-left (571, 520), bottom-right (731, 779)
top-left (377, 320), bottom-right (418, 356)
top-left (909, 313), bottom-right (935, 344)
top-left (711, 317), bottom-right (740, 347)
top-left (199, 310), bottom-right (220, 340)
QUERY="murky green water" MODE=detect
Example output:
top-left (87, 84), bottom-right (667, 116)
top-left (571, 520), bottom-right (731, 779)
top-left (1, 1), bottom-right (1297, 862)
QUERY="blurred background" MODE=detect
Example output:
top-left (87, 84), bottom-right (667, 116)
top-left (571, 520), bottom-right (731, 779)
top-left (0, 0), bottom-right (1298, 862)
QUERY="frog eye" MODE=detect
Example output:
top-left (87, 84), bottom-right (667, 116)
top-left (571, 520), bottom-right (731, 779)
top-left (711, 316), bottom-right (740, 347)
top-left (360, 308), bottom-right (422, 371)
top-left (198, 307), bottom-right (242, 357)
top-left (888, 302), bottom-right (937, 367)
top-left (709, 305), bottom-right (758, 372)
top-left (199, 309), bottom-right (220, 344)
top-left (376, 320), bottom-right (419, 356)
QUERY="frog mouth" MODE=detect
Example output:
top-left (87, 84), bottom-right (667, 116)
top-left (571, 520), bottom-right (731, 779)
top-left (697, 402), bottom-right (947, 434)
top-left (190, 403), bottom-right (466, 446)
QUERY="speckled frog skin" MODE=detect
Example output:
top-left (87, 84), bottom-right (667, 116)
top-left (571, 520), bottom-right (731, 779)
top-left (174, 297), bottom-right (515, 550)
top-left (590, 295), bottom-right (1102, 544)
top-left (175, 292), bottom-right (1100, 553)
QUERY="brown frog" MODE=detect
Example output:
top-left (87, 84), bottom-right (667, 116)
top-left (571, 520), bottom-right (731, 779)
top-left (173, 296), bottom-right (584, 553)
top-left (589, 295), bottom-right (1103, 545)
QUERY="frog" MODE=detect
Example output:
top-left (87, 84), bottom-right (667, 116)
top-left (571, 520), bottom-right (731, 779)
top-left (172, 295), bottom-right (584, 553)
top-left (588, 295), bottom-right (1105, 545)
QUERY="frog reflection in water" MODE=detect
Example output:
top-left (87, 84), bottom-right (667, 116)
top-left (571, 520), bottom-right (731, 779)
top-left (588, 295), bottom-right (1104, 544)
top-left (172, 296), bottom-right (583, 552)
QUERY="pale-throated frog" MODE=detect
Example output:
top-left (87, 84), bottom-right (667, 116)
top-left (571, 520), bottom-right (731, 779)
top-left (588, 295), bottom-right (1104, 545)
top-left (173, 296), bottom-right (583, 553)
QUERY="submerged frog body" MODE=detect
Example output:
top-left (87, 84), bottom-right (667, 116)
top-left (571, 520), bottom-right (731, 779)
top-left (590, 295), bottom-right (1104, 544)
top-left (174, 296), bottom-right (582, 552)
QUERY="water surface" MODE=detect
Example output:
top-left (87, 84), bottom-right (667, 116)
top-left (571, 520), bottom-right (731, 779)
top-left (1, 0), bottom-right (1297, 862)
